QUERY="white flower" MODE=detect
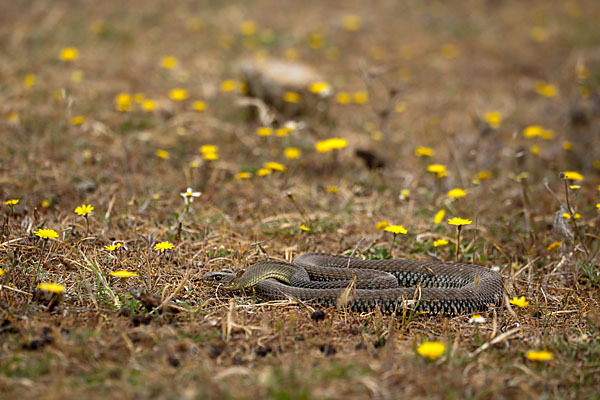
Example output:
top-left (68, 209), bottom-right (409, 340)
top-left (468, 314), bottom-right (486, 324)
top-left (180, 187), bottom-right (202, 204)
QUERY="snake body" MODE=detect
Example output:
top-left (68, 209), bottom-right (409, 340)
top-left (203, 253), bottom-right (504, 315)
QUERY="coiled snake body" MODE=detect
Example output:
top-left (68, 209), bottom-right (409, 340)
top-left (202, 253), bottom-right (504, 315)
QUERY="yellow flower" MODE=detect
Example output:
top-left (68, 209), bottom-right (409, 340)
top-left (193, 101), bottom-right (206, 111)
top-left (484, 111), bottom-right (502, 129)
top-left (570, 185), bottom-right (580, 190)
top-left (526, 350), bottom-right (553, 362)
top-left (395, 102), bottom-right (407, 113)
top-left (200, 145), bottom-right (217, 155)
top-left (336, 92), bottom-right (351, 104)
top-left (169, 88), bottom-right (188, 101)
top-left (562, 141), bottom-right (573, 151)
top-left (447, 188), bottom-right (467, 199)
top-left (156, 149), bottom-right (170, 160)
top-left (161, 56), bottom-right (178, 69)
top-left (469, 314), bottom-right (486, 323)
top-left (104, 243), bottom-right (122, 251)
top-left (263, 162), bottom-right (286, 172)
top-left (315, 138), bottom-right (348, 152)
top-left (74, 204), bottom-right (94, 216)
top-left (114, 93), bottom-right (132, 112)
top-left (34, 229), bottom-right (59, 240)
top-left (71, 69), bottom-right (84, 83)
top-left (441, 43), bottom-right (458, 59)
top-left (256, 127), bottom-right (273, 137)
top-left (60, 47), bottom-right (79, 61)
top-left (530, 145), bottom-right (539, 156)
top-left (414, 146), bottom-right (434, 157)
top-left (154, 241), bottom-right (174, 252)
top-left (384, 225), bottom-right (407, 235)
top-left (308, 32), bottom-right (324, 49)
top-left (235, 172), bottom-right (251, 180)
top-left (342, 14), bottom-right (362, 31)
top-left (530, 26), bottom-right (548, 42)
top-left (239, 20), bottom-right (257, 36)
top-left (400, 189), bottom-right (410, 200)
top-left (37, 282), bottom-right (66, 293)
top-left (283, 91), bottom-right (301, 103)
top-left (284, 147), bottom-right (301, 159)
top-left (142, 100), bottom-right (156, 111)
top-left (476, 171), bottom-right (492, 181)
top-left (546, 241), bottom-right (562, 251)
top-left (0, 268), bottom-right (3, 276)
top-left (256, 168), bottom-right (272, 176)
top-left (327, 186), bottom-right (339, 194)
top-left (24, 74), bottom-right (35, 88)
top-left (220, 80), bottom-right (237, 92)
top-left (562, 171), bottom-right (584, 181)
top-left (71, 116), bottom-right (85, 125)
top-left (509, 296), bottom-right (530, 308)
top-left (109, 270), bottom-right (138, 278)
top-left (535, 81), bottom-right (557, 98)
top-left (540, 129), bottom-right (554, 140)
top-left (523, 125), bottom-right (543, 138)
top-left (433, 239), bottom-right (448, 247)
top-left (426, 164), bottom-right (447, 178)
top-left (309, 81), bottom-right (332, 96)
top-left (300, 224), bottom-right (311, 232)
top-left (416, 341), bottom-right (446, 360)
top-left (447, 217), bottom-right (472, 226)
top-left (4, 199), bottom-right (19, 206)
top-left (375, 220), bottom-right (389, 230)
top-left (353, 91), bottom-right (368, 104)
top-left (276, 127), bottom-right (291, 137)
top-left (433, 209), bottom-right (445, 225)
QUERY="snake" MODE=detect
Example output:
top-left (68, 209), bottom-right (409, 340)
top-left (202, 253), bottom-right (504, 315)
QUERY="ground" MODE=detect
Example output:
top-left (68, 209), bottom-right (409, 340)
top-left (1, 1), bottom-right (600, 399)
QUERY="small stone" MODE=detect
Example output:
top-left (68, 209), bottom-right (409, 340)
top-left (311, 310), bottom-right (325, 322)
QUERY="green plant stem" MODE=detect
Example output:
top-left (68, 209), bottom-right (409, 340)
top-left (455, 226), bottom-right (461, 263)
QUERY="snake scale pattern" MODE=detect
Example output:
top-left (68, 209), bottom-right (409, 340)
top-left (203, 253), bottom-right (504, 315)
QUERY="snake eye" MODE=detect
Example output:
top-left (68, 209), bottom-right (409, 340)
top-left (214, 275), bottom-right (222, 282)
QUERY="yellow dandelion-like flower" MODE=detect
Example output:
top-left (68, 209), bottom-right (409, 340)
top-left (433, 209), bottom-right (445, 225)
top-left (284, 47), bottom-right (299, 61)
top-left (476, 171), bottom-right (492, 181)
top-left (384, 225), bottom-right (407, 235)
top-left (327, 186), bottom-right (339, 194)
top-left (469, 314), bottom-right (486, 323)
top-left (74, 204), bottom-right (94, 216)
top-left (395, 102), bottom-right (407, 113)
top-left (156, 149), bottom-right (170, 159)
top-left (300, 224), bottom-right (311, 232)
top-left (169, 88), bottom-right (188, 101)
top-left (447, 217), bottom-right (472, 226)
top-left (114, 93), bottom-right (132, 112)
top-left (353, 91), bottom-right (368, 104)
top-left (284, 147), bottom-right (301, 160)
top-left (142, 100), bottom-right (156, 111)
top-left (484, 111), bottom-right (502, 129)
top-left (308, 32), bottom-right (324, 49)
top-left (342, 14), bottom-right (362, 31)
top-left (256, 168), bottom-right (272, 177)
top-left (530, 145), bottom-right (540, 156)
top-left (60, 47), bottom-right (79, 61)
top-left (4, 199), bottom-right (19, 206)
top-left (161, 56), bottom-right (178, 69)
top-left (71, 69), bottom-right (84, 83)
top-left (433, 239), bottom-right (448, 247)
top-left (315, 138), bottom-right (348, 153)
top-left (263, 162), bottom-right (286, 172)
top-left (104, 243), bottom-right (122, 251)
top-left (416, 341), bottom-right (446, 360)
top-left (200, 145), bottom-right (218, 154)
top-left (535, 81), bottom-right (557, 98)
top-left (309, 81), bottom-right (332, 96)
top-left (235, 172), bottom-right (251, 180)
top-left (426, 164), bottom-right (447, 178)
top-left (546, 241), bottom-right (562, 251)
top-left (509, 296), bottom-right (530, 308)
top-left (239, 20), bottom-right (257, 36)
top-left (203, 152), bottom-right (219, 161)
top-left (275, 127), bottom-right (291, 137)
top-left (530, 26), bottom-right (548, 43)
top-left (0, 268), bottom-right (3, 276)
top-left (447, 188), bottom-right (467, 199)
top-left (375, 220), bottom-right (389, 230)
top-left (109, 270), bottom-right (138, 278)
top-left (256, 127), bottom-right (273, 137)
top-left (283, 91), bottom-right (301, 103)
top-left (37, 282), bottom-right (66, 293)
top-left (414, 146), bottom-right (434, 157)
top-left (193, 101), bottom-right (206, 111)
top-left (570, 185), bottom-right (580, 190)
top-left (154, 241), bottom-right (174, 252)
top-left (562, 171), bottom-right (584, 181)
top-left (526, 350), bottom-right (553, 362)
top-left (336, 92), bottom-right (351, 104)
top-left (523, 125), bottom-right (543, 138)
top-left (71, 116), bottom-right (85, 125)
top-left (34, 229), bottom-right (59, 240)
top-left (24, 74), bottom-right (35, 88)
top-left (220, 80), bottom-right (237, 92)
top-left (441, 43), bottom-right (457, 59)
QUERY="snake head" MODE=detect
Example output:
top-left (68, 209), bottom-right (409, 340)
top-left (200, 270), bottom-right (243, 289)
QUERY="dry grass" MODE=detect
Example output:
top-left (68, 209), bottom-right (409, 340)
top-left (1, 1), bottom-right (600, 398)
